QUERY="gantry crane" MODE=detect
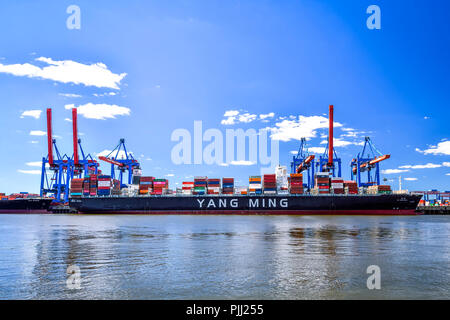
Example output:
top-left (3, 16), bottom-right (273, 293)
top-left (40, 108), bottom-right (100, 203)
top-left (40, 108), bottom-right (73, 203)
top-left (290, 138), bottom-right (315, 189)
top-left (350, 137), bottom-right (390, 187)
top-left (98, 139), bottom-right (140, 186)
top-left (315, 105), bottom-right (342, 177)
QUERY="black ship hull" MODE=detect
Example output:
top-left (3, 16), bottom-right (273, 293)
top-left (69, 194), bottom-right (422, 215)
top-left (0, 198), bottom-right (53, 214)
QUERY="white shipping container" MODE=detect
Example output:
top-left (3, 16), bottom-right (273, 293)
top-left (98, 181), bottom-right (111, 187)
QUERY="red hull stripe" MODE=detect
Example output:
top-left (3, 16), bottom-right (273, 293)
top-left (78, 209), bottom-right (421, 216)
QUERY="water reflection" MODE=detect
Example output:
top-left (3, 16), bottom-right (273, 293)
top-left (0, 214), bottom-right (448, 299)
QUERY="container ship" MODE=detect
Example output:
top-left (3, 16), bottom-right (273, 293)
top-left (0, 193), bottom-right (53, 214)
top-left (66, 104), bottom-right (421, 215)
top-left (68, 173), bottom-right (422, 215)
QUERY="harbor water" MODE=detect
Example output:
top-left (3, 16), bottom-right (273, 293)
top-left (0, 214), bottom-right (448, 299)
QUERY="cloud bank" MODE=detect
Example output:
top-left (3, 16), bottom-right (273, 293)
top-left (0, 57), bottom-right (126, 89)
top-left (66, 103), bottom-right (131, 120)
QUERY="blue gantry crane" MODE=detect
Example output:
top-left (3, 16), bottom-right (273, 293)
top-left (316, 142), bottom-right (342, 178)
top-left (40, 108), bottom-right (72, 203)
top-left (290, 138), bottom-right (316, 189)
top-left (350, 137), bottom-right (390, 187)
top-left (40, 108), bottom-right (100, 203)
top-left (98, 139), bottom-right (140, 186)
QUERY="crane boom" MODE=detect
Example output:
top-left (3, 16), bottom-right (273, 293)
top-left (360, 154), bottom-right (390, 169)
top-left (369, 154), bottom-right (390, 165)
top-left (297, 155), bottom-right (315, 173)
top-left (98, 156), bottom-right (124, 167)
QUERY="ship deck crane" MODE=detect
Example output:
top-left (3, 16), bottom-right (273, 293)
top-left (98, 139), bottom-right (140, 186)
top-left (350, 137), bottom-right (390, 187)
top-left (315, 105), bottom-right (342, 177)
top-left (290, 138), bottom-right (316, 189)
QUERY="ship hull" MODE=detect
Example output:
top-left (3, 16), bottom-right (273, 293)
top-left (69, 194), bottom-right (422, 215)
top-left (0, 198), bottom-right (53, 214)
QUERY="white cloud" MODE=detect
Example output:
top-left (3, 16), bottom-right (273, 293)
top-left (221, 110), bottom-right (274, 125)
top-left (166, 173), bottom-right (175, 177)
top-left (221, 110), bottom-right (257, 125)
top-left (424, 116), bottom-right (430, 120)
top-left (382, 169), bottom-right (410, 174)
top-left (59, 93), bottom-right (82, 98)
top-left (446, 173), bottom-right (450, 176)
top-left (26, 161), bottom-right (42, 167)
top-left (290, 147), bottom-right (326, 155)
top-left (443, 162), bottom-right (450, 167)
top-left (97, 150), bottom-right (133, 160)
top-left (399, 163), bottom-right (442, 169)
top-left (29, 140), bottom-right (39, 144)
top-left (30, 130), bottom-right (46, 136)
top-left (230, 160), bottom-right (256, 166)
top-left (269, 115), bottom-right (343, 142)
top-left (17, 169), bottom-right (41, 175)
top-left (320, 137), bottom-right (363, 147)
top-left (404, 178), bottom-right (418, 181)
top-left (66, 103), bottom-right (130, 120)
top-left (20, 110), bottom-right (42, 119)
top-left (308, 147), bottom-right (326, 154)
top-left (224, 110), bottom-right (239, 117)
top-left (416, 141), bottom-right (450, 155)
top-left (221, 117), bottom-right (236, 125)
top-left (259, 112), bottom-right (275, 120)
top-left (64, 118), bottom-right (72, 122)
top-left (0, 57), bottom-right (126, 89)
top-left (218, 163), bottom-right (229, 167)
top-left (238, 113), bottom-right (257, 123)
top-left (93, 92), bottom-right (117, 97)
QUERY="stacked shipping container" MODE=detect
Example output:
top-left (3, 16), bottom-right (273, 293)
top-left (289, 174), bottom-right (303, 194)
top-left (207, 178), bottom-right (220, 195)
top-left (330, 177), bottom-right (344, 194)
top-left (263, 174), bottom-right (277, 194)
top-left (367, 185), bottom-right (392, 194)
top-left (139, 176), bottom-right (154, 195)
top-left (344, 181), bottom-right (358, 194)
top-left (222, 178), bottom-right (234, 195)
top-left (193, 177), bottom-right (207, 195)
top-left (89, 174), bottom-right (98, 196)
top-left (182, 181), bottom-right (194, 195)
top-left (153, 179), bottom-right (168, 195)
top-left (98, 175), bottom-right (112, 196)
top-left (315, 172), bottom-right (330, 194)
top-left (70, 178), bottom-right (84, 197)
top-left (249, 176), bottom-right (262, 195)
top-left (111, 179), bottom-right (121, 195)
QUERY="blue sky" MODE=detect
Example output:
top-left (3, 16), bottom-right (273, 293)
top-left (0, 0), bottom-right (449, 194)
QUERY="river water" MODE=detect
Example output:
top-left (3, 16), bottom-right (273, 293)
top-left (0, 214), bottom-right (448, 299)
